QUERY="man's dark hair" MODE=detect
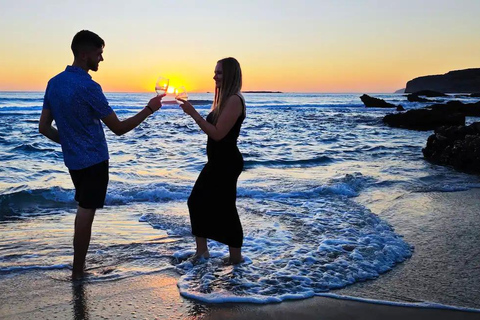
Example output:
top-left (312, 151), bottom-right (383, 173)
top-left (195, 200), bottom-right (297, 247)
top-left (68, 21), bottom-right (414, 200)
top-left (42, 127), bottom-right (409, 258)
top-left (71, 30), bottom-right (105, 57)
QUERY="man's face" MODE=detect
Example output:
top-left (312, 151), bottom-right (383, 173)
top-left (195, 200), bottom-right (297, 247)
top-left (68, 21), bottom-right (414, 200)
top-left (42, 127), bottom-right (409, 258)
top-left (85, 47), bottom-right (104, 72)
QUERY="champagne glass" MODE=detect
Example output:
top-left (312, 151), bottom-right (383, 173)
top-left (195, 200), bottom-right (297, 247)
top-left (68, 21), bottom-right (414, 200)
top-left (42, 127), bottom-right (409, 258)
top-left (175, 86), bottom-right (188, 103)
top-left (155, 76), bottom-right (169, 96)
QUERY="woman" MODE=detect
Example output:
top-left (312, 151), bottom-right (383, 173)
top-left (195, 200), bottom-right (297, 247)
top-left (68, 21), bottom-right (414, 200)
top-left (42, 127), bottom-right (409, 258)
top-left (178, 57), bottom-right (246, 264)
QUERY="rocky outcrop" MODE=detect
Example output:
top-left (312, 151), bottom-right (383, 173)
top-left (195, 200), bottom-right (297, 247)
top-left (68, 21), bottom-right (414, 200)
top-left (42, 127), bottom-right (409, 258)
top-left (360, 94), bottom-right (400, 108)
top-left (412, 90), bottom-right (447, 97)
top-left (407, 90), bottom-right (446, 102)
top-left (405, 68), bottom-right (480, 93)
top-left (423, 123), bottom-right (480, 174)
top-left (407, 94), bottom-right (430, 102)
top-left (383, 109), bottom-right (465, 131)
top-left (427, 100), bottom-right (480, 117)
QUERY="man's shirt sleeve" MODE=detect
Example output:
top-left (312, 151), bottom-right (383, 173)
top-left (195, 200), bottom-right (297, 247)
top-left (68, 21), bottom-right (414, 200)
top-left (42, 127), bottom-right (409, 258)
top-left (84, 82), bottom-right (114, 119)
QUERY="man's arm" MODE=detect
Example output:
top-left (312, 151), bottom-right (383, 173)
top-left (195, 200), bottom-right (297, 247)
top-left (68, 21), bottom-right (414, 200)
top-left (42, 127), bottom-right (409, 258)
top-left (39, 108), bottom-right (61, 143)
top-left (102, 95), bottom-right (164, 136)
top-left (102, 107), bottom-right (153, 136)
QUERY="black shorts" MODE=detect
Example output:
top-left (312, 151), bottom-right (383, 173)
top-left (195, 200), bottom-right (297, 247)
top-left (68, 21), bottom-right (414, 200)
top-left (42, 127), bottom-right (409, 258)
top-left (69, 160), bottom-right (109, 209)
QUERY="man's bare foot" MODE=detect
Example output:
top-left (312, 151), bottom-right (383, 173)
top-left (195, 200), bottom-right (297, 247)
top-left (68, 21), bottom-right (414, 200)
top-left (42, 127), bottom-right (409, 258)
top-left (71, 270), bottom-right (85, 281)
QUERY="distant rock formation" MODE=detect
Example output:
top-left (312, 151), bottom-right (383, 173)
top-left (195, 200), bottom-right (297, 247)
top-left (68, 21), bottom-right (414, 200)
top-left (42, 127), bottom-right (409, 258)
top-left (360, 94), bottom-right (400, 108)
top-left (383, 109), bottom-right (465, 131)
top-left (395, 88), bottom-right (405, 94)
top-left (405, 68), bottom-right (480, 93)
top-left (407, 90), bottom-right (446, 102)
top-left (423, 122), bottom-right (480, 174)
top-left (243, 91), bottom-right (283, 93)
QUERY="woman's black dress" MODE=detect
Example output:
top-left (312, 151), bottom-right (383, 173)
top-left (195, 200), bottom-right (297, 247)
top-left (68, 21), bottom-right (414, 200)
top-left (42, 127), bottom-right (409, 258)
top-left (188, 96), bottom-right (246, 248)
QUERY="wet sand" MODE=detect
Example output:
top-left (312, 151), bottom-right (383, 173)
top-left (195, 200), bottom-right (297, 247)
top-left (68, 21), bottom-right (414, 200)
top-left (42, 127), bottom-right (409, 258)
top-left (1, 270), bottom-right (479, 320)
top-left (2, 189), bottom-right (480, 319)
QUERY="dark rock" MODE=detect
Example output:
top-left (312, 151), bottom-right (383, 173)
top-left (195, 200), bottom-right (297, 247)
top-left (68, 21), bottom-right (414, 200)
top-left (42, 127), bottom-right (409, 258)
top-left (405, 68), bottom-right (480, 93)
top-left (360, 94), bottom-right (399, 108)
top-left (471, 93), bottom-right (480, 97)
top-left (423, 122), bottom-right (480, 174)
top-left (396, 105), bottom-right (405, 111)
top-left (426, 100), bottom-right (480, 117)
top-left (407, 90), bottom-right (446, 102)
top-left (412, 90), bottom-right (447, 97)
top-left (407, 94), bottom-right (430, 102)
top-left (383, 109), bottom-right (465, 131)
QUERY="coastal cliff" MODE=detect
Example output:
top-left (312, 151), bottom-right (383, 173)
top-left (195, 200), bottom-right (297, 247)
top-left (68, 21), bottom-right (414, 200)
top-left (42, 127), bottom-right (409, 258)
top-left (405, 68), bottom-right (480, 93)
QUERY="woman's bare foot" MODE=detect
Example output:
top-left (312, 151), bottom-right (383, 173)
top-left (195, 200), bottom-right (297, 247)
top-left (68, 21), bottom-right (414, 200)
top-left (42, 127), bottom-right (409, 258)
top-left (222, 256), bottom-right (244, 265)
top-left (227, 247), bottom-right (242, 265)
top-left (188, 251), bottom-right (210, 262)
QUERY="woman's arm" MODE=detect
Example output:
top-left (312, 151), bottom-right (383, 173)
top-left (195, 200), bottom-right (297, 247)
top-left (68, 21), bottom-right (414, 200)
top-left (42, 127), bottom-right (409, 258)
top-left (179, 95), bottom-right (243, 141)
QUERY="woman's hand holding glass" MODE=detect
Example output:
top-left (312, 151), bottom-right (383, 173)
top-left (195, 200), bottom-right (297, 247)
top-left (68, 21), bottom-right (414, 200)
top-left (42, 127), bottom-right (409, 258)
top-left (178, 99), bottom-right (196, 117)
top-left (175, 86), bottom-right (188, 103)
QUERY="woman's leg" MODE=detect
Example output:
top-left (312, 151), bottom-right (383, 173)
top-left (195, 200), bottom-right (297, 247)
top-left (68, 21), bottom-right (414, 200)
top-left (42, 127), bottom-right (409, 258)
top-left (228, 246), bottom-right (242, 264)
top-left (194, 236), bottom-right (210, 258)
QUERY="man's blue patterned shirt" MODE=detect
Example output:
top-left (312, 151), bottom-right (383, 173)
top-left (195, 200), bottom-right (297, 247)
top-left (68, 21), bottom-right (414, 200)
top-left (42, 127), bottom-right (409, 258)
top-left (43, 66), bottom-right (113, 170)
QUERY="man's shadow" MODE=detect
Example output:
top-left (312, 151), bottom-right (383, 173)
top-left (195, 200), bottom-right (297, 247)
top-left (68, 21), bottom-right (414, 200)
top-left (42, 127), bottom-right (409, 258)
top-left (72, 281), bottom-right (89, 320)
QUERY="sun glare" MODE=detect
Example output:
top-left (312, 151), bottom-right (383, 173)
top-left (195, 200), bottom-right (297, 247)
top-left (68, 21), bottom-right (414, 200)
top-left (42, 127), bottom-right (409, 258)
top-left (167, 87), bottom-right (176, 94)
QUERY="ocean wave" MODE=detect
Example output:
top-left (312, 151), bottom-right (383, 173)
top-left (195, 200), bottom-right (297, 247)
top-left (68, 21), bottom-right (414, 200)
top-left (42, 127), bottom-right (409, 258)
top-left (11, 143), bottom-right (57, 154)
top-left (0, 264), bottom-right (70, 273)
top-left (245, 103), bottom-right (365, 109)
top-left (414, 183), bottom-right (480, 193)
top-left (0, 173), bottom-right (371, 218)
top-left (244, 156), bottom-right (334, 168)
top-left (239, 173), bottom-right (370, 199)
top-left (0, 183), bottom-right (190, 217)
top-left (0, 97), bottom-right (43, 104)
top-left (0, 187), bottom-right (75, 218)
top-left (175, 197), bottom-right (413, 304)
top-left (162, 99), bottom-right (213, 105)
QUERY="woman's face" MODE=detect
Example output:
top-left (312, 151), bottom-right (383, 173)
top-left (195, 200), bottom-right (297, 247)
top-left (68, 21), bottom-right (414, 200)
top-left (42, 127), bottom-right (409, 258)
top-left (213, 62), bottom-right (223, 88)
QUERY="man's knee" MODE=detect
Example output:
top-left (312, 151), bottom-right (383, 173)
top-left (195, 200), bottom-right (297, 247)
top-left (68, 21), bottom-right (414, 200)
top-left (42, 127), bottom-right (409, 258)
top-left (76, 207), bottom-right (96, 226)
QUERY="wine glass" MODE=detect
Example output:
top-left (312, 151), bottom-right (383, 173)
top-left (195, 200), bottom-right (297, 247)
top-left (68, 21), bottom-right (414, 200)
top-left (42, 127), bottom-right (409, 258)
top-left (155, 76), bottom-right (169, 96)
top-left (175, 86), bottom-right (188, 103)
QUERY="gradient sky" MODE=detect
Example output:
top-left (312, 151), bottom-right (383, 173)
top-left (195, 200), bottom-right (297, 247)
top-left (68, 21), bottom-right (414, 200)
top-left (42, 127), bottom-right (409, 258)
top-left (1, 0), bottom-right (479, 93)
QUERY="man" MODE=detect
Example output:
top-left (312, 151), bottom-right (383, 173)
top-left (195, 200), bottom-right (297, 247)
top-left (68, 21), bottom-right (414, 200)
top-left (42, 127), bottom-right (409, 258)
top-left (39, 30), bottom-right (163, 279)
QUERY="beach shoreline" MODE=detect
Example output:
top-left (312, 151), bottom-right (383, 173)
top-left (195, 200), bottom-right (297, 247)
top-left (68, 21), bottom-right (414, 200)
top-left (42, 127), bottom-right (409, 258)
top-left (1, 269), bottom-right (479, 320)
top-left (2, 188), bottom-right (480, 319)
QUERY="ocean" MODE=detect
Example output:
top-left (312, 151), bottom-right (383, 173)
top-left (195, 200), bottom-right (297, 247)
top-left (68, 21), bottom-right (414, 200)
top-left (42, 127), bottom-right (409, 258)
top-left (1, 91), bottom-right (480, 309)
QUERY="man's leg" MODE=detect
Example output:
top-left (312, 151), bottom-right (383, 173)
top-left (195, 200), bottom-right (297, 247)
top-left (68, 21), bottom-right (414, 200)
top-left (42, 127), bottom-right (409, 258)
top-left (72, 206), bottom-right (96, 279)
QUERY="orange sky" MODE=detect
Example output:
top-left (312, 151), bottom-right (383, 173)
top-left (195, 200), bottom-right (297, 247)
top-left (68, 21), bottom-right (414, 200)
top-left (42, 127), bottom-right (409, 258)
top-left (1, 1), bottom-right (479, 93)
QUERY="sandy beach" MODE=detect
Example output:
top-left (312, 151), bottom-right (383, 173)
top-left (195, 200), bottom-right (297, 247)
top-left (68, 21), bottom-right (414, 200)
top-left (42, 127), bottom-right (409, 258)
top-left (1, 270), bottom-right (480, 320)
top-left (2, 188), bottom-right (480, 319)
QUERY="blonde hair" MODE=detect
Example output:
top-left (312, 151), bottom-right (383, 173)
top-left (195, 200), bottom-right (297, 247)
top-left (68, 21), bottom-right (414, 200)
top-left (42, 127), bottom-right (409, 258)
top-left (211, 57), bottom-right (242, 124)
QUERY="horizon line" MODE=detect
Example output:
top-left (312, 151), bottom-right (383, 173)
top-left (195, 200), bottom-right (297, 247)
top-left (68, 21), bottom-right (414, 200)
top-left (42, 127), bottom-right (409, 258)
top-left (0, 90), bottom-right (402, 94)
